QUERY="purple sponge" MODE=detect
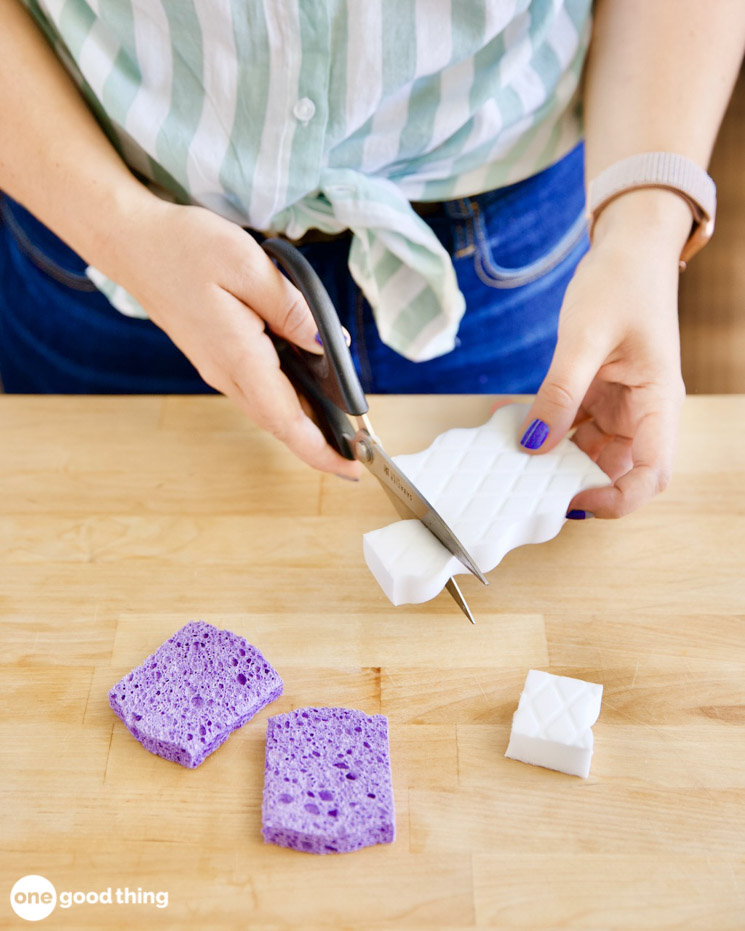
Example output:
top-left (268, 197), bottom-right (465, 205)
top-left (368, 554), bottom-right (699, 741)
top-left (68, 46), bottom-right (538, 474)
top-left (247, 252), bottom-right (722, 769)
top-left (262, 707), bottom-right (395, 854)
top-left (109, 621), bottom-right (283, 768)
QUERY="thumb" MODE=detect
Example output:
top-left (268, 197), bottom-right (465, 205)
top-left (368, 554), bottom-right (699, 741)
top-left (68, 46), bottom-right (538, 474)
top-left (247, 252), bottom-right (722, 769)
top-left (518, 340), bottom-right (601, 454)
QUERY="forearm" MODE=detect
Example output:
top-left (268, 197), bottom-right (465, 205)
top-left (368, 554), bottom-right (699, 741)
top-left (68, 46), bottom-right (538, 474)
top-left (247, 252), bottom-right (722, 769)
top-left (0, 1), bottom-right (157, 278)
top-left (583, 0), bottom-right (745, 252)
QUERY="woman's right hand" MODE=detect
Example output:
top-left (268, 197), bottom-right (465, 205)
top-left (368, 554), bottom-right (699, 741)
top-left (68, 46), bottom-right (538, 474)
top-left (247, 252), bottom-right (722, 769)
top-left (112, 198), bottom-right (362, 479)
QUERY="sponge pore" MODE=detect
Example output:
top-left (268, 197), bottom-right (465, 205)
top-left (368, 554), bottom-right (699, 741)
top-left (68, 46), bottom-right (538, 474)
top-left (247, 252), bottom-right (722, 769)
top-left (262, 707), bottom-right (395, 854)
top-left (109, 620), bottom-right (283, 768)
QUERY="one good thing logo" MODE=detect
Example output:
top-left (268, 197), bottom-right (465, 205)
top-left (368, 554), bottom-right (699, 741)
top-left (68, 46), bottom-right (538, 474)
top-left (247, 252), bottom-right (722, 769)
top-left (9, 876), bottom-right (56, 922)
top-left (9, 875), bottom-right (169, 921)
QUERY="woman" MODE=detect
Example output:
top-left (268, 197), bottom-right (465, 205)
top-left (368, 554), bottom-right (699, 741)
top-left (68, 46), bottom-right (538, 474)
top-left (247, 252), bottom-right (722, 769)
top-left (1, 0), bottom-right (743, 517)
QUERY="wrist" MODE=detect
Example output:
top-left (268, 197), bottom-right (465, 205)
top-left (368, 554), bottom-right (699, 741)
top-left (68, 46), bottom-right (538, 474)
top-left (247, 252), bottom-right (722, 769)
top-left (588, 187), bottom-right (693, 262)
top-left (70, 175), bottom-right (167, 283)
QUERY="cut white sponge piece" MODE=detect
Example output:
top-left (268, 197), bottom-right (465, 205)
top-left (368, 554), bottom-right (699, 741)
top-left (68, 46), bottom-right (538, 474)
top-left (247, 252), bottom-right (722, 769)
top-left (363, 403), bottom-right (610, 605)
top-left (505, 670), bottom-right (603, 778)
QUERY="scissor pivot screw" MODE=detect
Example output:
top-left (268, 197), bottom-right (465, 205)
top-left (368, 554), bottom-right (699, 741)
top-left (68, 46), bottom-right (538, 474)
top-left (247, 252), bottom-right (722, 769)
top-left (355, 436), bottom-right (374, 463)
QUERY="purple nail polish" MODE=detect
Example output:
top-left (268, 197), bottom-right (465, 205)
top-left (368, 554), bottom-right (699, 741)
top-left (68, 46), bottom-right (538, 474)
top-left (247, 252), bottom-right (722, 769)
top-left (566, 509), bottom-right (595, 520)
top-left (520, 418), bottom-right (549, 450)
top-left (316, 330), bottom-right (351, 348)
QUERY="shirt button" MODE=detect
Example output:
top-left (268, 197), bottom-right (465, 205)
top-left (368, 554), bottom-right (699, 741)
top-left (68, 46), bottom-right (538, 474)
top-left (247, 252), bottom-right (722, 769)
top-left (293, 97), bottom-right (316, 123)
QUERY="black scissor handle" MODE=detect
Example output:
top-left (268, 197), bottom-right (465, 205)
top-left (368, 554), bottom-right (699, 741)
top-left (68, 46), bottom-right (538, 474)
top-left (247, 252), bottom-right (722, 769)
top-left (270, 333), bottom-right (360, 459)
top-left (262, 238), bottom-right (368, 416)
top-left (262, 238), bottom-right (368, 460)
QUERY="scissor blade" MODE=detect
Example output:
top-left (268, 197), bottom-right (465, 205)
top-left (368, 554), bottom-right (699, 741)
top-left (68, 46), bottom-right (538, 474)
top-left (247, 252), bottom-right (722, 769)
top-left (381, 479), bottom-right (478, 622)
top-left (445, 577), bottom-right (476, 624)
top-left (354, 431), bottom-right (488, 586)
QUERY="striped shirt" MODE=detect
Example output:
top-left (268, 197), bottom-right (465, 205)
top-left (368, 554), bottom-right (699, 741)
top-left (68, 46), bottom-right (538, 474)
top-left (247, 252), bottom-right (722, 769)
top-left (25, 0), bottom-right (592, 361)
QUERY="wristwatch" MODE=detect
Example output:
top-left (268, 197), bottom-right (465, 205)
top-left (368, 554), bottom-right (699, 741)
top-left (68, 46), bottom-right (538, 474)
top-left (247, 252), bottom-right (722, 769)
top-left (587, 152), bottom-right (717, 270)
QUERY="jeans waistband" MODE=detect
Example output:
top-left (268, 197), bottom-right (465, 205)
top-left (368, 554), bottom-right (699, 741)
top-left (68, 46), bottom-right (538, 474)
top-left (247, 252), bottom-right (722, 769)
top-left (1, 140), bottom-right (585, 271)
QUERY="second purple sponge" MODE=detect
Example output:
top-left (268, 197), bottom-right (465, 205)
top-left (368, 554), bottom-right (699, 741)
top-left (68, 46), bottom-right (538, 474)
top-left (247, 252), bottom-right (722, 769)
top-left (262, 707), bottom-right (395, 854)
top-left (109, 621), bottom-right (283, 767)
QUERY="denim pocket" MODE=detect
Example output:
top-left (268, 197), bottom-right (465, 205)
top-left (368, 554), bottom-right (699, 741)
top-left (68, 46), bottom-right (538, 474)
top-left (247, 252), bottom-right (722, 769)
top-left (452, 142), bottom-right (589, 289)
top-left (470, 200), bottom-right (587, 289)
top-left (0, 196), bottom-right (96, 291)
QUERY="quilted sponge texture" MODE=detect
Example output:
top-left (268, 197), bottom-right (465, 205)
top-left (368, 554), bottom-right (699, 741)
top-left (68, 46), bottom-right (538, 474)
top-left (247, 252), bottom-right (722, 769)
top-left (109, 621), bottom-right (283, 768)
top-left (505, 669), bottom-right (603, 778)
top-left (262, 707), bottom-right (395, 854)
top-left (363, 403), bottom-right (611, 605)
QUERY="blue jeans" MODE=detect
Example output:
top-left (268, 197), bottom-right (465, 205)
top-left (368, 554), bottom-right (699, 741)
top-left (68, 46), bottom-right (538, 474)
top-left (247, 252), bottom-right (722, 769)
top-left (0, 143), bottom-right (588, 394)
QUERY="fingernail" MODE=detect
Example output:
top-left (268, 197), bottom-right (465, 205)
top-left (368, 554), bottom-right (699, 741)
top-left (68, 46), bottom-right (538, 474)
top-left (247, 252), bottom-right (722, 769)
top-left (566, 509), bottom-right (595, 520)
top-left (315, 329), bottom-right (352, 348)
top-left (520, 418), bottom-right (549, 450)
top-left (336, 474), bottom-right (360, 482)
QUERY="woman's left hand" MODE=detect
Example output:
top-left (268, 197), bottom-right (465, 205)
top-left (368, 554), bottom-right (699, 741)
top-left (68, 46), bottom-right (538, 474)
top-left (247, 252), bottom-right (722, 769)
top-left (517, 190), bottom-right (692, 518)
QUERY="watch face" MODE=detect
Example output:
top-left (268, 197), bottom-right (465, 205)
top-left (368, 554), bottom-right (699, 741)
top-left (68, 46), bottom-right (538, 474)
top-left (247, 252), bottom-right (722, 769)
top-left (680, 215), bottom-right (715, 268)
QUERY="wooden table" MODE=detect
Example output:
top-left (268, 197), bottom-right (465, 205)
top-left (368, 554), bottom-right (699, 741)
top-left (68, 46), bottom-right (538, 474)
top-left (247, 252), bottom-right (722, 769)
top-left (2, 395), bottom-right (744, 930)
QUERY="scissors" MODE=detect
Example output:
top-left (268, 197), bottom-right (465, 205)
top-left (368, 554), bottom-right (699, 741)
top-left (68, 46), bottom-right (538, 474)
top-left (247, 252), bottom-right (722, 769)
top-left (261, 237), bottom-right (488, 623)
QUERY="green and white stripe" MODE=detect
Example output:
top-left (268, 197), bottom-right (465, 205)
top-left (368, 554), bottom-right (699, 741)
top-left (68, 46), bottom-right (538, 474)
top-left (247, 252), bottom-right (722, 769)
top-left (27, 0), bottom-right (592, 361)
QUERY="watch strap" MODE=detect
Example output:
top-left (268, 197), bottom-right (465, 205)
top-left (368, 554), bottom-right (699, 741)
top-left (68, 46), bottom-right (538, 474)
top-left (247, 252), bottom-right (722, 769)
top-left (588, 152), bottom-right (717, 269)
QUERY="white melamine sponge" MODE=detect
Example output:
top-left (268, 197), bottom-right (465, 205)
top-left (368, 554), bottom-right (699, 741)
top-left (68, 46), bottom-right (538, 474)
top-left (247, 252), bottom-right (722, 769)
top-left (363, 403), bottom-right (610, 606)
top-left (505, 670), bottom-right (603, 778)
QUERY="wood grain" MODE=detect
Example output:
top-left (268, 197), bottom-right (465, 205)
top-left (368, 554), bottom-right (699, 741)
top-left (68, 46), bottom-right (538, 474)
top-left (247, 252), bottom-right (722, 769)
top-left (1, 395), bottom-right (744, 930)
